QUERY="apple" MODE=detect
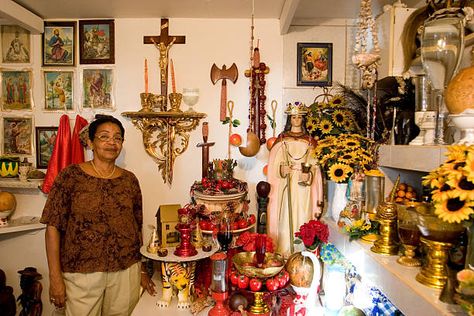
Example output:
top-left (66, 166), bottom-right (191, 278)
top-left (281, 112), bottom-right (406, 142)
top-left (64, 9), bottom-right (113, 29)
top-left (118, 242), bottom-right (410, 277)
top-left (249, 278), bottom-right (263, 292)
top-left (263, 165), bottom-right (268, 176)
top-left (229, 133), bottom-right (242, 146)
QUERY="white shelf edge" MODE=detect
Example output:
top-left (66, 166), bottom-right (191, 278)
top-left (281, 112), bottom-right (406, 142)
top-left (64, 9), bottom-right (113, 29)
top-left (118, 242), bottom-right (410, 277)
top-left (0, 216), bottom-right (45, 235)
top-left (327, 220), bottom-right (464, 316)
top-left (378, 144), bottom-right (448, 172)
top-left (0, 178), bottom-right (43, 189)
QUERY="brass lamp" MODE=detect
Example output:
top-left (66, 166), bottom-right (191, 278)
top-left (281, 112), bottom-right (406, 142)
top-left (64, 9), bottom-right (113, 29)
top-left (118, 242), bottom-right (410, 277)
top-left (371, 176), bottom-right (400, 255)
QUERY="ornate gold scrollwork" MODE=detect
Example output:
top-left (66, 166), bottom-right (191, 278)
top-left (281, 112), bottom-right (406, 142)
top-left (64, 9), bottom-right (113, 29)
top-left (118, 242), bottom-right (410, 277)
top-left (122, 111), bottom-right (206, 185)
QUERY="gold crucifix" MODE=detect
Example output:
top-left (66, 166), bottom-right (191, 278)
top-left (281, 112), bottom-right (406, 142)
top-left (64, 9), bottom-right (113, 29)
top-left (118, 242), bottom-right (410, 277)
top-left (144, 18), bottom-right (186, 109)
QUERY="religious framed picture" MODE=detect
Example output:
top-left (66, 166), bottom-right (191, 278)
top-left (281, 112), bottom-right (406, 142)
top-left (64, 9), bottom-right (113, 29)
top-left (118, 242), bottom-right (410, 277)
top-left (42, 21), bottom-right (76, 67)
top-left (1, 25), bottom-right (31, 64)
top-left (43, 70), bottom-right (74, 111)
top-left (2, 116), bottom-right (34, 156)
top-left (296, 42), bottom-right (332, 87)
top-left (0, 69), bottom-right (33, 111)
top-left (79, 19), bottom-right (115, 64)
top-left (35, 126), bottom-right (57, 168)
top-left (81, 68), bottom-right (115, 110)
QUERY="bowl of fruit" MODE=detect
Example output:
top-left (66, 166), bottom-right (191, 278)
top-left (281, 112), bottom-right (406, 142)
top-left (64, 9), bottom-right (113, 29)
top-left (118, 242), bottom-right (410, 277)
top-left (232, 251), bottom-right (285, 279)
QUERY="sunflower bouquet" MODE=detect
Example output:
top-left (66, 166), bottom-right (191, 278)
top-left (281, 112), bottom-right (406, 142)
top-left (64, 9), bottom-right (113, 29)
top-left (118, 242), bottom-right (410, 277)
top-left (305, 93), bottom-right (362, 140)
top-left (313, 134), bottom-right (378, 183)
top-left (422, 144), bottom-right (474, 224)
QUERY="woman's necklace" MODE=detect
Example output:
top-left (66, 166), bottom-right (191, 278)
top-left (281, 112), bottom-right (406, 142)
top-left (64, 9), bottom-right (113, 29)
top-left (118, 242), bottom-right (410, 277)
top-left (90, 160), bottom-right (116, 179)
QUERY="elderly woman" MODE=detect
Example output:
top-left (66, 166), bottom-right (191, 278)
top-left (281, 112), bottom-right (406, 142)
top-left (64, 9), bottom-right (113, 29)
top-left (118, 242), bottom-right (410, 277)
top-left (267, 102), bottom-right (323, 257)
top-left (41, 115), bottom-right (154, 315)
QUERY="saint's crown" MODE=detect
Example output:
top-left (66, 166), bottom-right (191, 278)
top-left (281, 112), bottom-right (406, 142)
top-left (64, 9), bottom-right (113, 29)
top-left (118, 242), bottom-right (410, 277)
top-left (285, 101), bottom-right (308, 115)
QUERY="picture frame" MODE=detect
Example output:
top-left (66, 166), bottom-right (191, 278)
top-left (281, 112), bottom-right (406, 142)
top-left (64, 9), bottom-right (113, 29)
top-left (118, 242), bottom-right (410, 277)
top-left (1, 70), bottom-right (33, 110)
top-left (43, 70), bottom-right (74, 111)
top-left (2, 116), bottom-right (34, 156)
top-left (81, 68), bottom-right (115, 110)
top-left (35, 126), bottom-right (58, 168)
top-left (79, 19), bottom-right (115, 64)
top-left (42, 21), bottom-right (76, 67)
top-left (297, 42), bottom-right (332, 87)
top-left (1, 25), bottom-right (31, 64)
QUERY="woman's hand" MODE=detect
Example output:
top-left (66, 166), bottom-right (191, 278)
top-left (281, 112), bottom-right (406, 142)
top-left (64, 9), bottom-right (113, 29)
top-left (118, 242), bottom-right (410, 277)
top-left (141, 272), bottom-right (156, 295)
top-left (49, 274), bottom-right (66, 308)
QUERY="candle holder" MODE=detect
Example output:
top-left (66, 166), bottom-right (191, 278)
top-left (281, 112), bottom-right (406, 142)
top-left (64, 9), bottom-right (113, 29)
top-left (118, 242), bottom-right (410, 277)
top-left (248, 291), bottom-right (270, 315)
top-left (174, 225), bottom-right (198, 257)
top-left (209, 252), bottom-right (231, 316)
top-left (169, 93), bottom-right (183, 112)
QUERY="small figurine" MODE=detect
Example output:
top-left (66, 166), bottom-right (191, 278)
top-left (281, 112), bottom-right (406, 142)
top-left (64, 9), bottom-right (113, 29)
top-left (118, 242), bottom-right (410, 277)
top-left (0, 269), bottom-right (16, 316)
top-left (17, 267), bottom-right (43, 316)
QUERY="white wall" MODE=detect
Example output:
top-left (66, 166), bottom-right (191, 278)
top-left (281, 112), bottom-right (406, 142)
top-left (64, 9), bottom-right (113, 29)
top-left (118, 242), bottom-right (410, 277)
top-left (0, 17), bottom-right (356, 315)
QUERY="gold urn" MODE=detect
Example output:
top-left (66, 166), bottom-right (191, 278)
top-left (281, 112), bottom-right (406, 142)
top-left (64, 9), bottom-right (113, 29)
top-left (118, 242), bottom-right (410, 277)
top-left (371, 176), bottom-right (400, 255)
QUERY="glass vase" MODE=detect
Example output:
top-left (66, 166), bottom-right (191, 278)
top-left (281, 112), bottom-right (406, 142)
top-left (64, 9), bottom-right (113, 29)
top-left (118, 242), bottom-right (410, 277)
top-left (330, 182), bottom-right (348, 222)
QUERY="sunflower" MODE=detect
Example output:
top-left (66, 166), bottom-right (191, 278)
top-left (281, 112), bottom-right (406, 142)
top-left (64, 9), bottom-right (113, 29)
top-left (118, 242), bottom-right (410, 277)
top-left (445, 144), bottom-right (469, 161)
top-left (451, 176), bottom-right (474, 201)
top-left (328, 163), bottom-right (352, 183)
top-left (332, 110), bottom-right (346, 127)
top-left (434, 190), bottom-right (474, 223)
top-left (319, 119), bottom-right (333, 134)
top-left (343, 138), bottom-right (361, 148)
top-left (463, 151), bottom-right (474, 182)
top-left (422, 171), bottom-right (444, 189)
top-left (306, 117), bottom-right (319, 133)
top-left (328, 95), bottom-right (345, 108)
top-left (431, 183), bottom-right (454, 203)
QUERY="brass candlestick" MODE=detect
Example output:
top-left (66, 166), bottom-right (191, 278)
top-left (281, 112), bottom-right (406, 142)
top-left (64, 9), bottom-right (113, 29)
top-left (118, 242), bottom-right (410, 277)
top-left (415, 202), bottom-right (465, 289)
top-left (371, 176), bottom-right (400, 255)
top-left (416, 237), bottom-right (453, 289)
top-left (248, 291), bottom-right (270, 315)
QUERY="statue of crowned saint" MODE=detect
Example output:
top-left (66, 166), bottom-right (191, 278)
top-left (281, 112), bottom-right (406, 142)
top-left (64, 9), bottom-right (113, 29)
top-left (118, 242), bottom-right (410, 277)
top-left (266, 102), bottom-right (324, 257)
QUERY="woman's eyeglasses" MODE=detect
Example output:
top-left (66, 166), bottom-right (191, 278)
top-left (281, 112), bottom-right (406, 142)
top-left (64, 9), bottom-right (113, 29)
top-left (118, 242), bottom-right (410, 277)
top-left (95, 135), bottom-right (124, 143)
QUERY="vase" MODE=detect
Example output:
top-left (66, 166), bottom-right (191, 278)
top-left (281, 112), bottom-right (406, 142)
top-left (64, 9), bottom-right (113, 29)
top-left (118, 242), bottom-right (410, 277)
top-left (466, 222), bottom-right (474, 269)
top-left (330, 182), bottom-right (348, 222)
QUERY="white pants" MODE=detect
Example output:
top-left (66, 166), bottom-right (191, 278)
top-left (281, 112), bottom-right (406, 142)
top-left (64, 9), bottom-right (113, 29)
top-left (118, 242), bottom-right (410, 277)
top-left (63, 262), bottom-right (141, 316)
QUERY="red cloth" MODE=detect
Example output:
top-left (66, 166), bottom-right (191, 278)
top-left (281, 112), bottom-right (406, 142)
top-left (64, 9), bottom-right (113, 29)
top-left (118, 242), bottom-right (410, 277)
top-left (41, 115), bottom-right (71, 194)
top-left (70, 115), bottom-right (88, 164)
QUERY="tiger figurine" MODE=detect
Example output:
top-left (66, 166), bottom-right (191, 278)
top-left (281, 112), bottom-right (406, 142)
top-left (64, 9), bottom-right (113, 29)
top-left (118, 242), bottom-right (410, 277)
top-left (157, 261), bottom-right (196, 309)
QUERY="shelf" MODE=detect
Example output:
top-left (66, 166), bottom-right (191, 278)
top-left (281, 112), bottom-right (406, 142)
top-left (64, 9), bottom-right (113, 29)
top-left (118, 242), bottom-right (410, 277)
top-left (0, 216), bottom-right (45, 235)
top-left (378, 145), bottom-right (448, 172)
top-left (0, 178), bottom-right (43, 189)
top-left (327, 220), bottom-right (464, 316)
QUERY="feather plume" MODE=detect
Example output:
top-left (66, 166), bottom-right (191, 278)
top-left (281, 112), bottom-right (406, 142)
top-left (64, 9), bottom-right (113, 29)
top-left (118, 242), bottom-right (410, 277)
top-left (332, 82), bottom-right (368, 133)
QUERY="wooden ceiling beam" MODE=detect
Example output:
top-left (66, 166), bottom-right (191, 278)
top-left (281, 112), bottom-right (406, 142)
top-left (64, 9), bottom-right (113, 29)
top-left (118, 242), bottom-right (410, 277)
top-left (279, 0), bottom-right (300, 35)
top-left (0, 0), bottom-right (43, 34)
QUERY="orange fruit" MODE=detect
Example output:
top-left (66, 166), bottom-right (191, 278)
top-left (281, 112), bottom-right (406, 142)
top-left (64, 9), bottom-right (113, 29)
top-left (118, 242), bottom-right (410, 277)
top-left (397, 190), bottom-right (406, 198)
top-left (398, 183), bottom-right (407, 191)
top-left (229, 133), bottom-right (242, 146)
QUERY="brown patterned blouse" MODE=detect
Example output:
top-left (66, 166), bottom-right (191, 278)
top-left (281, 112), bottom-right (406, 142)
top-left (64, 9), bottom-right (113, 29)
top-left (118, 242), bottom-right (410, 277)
top-left (41, 164), bottom-right (143, 273)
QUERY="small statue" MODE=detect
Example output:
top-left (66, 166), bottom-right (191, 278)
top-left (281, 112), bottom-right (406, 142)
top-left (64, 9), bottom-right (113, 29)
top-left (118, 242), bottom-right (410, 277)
top-left (0, 269), bottom-right (16, 316)
top-left (17, 267), bottom-right (43, 316)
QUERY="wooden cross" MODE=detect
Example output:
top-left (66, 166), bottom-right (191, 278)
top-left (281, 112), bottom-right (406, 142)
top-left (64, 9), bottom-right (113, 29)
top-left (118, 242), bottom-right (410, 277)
top-left (144, 18), bottom-right (186, 103)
